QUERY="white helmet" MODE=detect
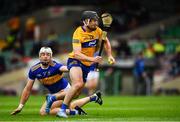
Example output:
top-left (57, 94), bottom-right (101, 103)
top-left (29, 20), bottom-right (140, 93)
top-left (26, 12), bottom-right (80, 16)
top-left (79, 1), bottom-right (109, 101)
top-left (39, 47), bottom-right (53, 57)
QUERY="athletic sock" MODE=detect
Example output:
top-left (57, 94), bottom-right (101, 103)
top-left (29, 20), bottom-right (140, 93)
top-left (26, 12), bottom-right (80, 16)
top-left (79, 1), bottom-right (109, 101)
top-left (61, 103), bottom-right (68, 111)
top-left (69, 110), bottom-right (78, 115)
top-left (90, 95), bottom-right (97, 102)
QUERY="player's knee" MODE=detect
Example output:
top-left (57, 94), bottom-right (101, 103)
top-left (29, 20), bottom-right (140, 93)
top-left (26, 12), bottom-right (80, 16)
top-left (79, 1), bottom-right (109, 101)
top-left (86, 83), bottom-right (96, 90)
top-left (91, 84), bottom-right (97, 90)
top-left (39, 109), bottom-right (47, 116)
top-left (74, 82), bottom-right (84, 90)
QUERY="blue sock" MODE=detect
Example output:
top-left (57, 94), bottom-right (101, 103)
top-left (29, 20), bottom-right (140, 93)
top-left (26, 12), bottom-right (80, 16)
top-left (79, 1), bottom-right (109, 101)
top-left (90, 95), bottom-right (97, 102)
top-left (69, 110), bottom-right (78, 115)
top-left (61, 103), bottom-right (68, 111)
top-left (51, 95), bottom-right (57, 101)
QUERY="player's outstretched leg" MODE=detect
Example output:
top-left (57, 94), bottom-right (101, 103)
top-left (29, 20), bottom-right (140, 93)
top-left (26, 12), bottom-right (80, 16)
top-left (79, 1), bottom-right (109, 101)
top-left (91, 91), bottom-right (103, 105)
top-left (70, 90), bottom-right (103, 109)
top-left (56, 106), bottom-right (86, 117)
top-left (75, 106), bottom-right (87, 115)
top-left (45, 94), bottom-right (57, 114)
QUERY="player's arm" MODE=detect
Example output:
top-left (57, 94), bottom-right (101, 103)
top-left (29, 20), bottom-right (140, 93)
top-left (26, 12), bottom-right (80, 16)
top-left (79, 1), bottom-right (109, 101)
top-left (59, 66), bottom-right (69, 72)
top-left (103, 37), bottom-right (115, 64)
top-left (73, 39), bottom-right (102, 63)
top-left (11, 79), bottom-right (34, 115)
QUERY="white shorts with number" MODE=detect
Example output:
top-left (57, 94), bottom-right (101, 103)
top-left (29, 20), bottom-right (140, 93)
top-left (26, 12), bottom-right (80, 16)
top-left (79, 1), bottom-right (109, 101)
top-left (87, 71), bottom-right (99, 81)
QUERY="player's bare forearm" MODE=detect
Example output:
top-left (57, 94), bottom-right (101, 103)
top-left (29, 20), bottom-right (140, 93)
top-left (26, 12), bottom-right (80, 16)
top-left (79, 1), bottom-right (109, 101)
top-left (20, 87), bottom-right (31, 105)
top-left (104, 37), bottom-right (115, 64)
top-left (11, 85), bottom-right (31, 115)
top-left (74, 51), bottom-right (102, 63)
top-left (74, 51), bottom-right (94, 62)
top-left (20, 80), bottom-right (34, 105)
top-left (104, 37), bottom-right (112, 57)
top-left (73, 45), bottom-right (94, 62)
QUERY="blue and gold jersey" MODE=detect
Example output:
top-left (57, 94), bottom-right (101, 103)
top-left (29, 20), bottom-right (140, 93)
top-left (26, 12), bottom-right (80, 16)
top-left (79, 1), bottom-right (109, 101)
top-left (69, 26), bottom-right (103, 66)
top-left (28, 61), bottom-right (68, 93)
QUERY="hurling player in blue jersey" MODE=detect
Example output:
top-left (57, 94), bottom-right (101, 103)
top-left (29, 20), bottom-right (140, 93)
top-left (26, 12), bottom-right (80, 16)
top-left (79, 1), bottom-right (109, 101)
top-left (11, 47), bottom-right (102, 117)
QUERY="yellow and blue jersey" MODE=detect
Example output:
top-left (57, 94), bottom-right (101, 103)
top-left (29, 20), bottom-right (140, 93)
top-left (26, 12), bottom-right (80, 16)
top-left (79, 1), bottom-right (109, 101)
top-left (69, 26), bottom-right (103, 66)
top-left (28, 61), bottom-right (68, 94)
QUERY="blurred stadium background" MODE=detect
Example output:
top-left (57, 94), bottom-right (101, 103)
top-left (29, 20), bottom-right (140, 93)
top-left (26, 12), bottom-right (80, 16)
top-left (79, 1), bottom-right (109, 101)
top-left (0, 0), bottom-right (180, 121)
top-left (1, 0), bottom-right (180, 96)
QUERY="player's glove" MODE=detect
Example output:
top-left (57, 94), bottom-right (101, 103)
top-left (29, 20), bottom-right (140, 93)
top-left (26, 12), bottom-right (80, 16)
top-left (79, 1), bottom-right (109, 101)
top-left (11, 104), bottom-right (24, 115)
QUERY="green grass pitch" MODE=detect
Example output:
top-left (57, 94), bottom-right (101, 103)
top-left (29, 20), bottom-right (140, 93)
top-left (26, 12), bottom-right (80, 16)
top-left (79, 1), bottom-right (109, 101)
top-left (0, 96), bottom-right (180, 121)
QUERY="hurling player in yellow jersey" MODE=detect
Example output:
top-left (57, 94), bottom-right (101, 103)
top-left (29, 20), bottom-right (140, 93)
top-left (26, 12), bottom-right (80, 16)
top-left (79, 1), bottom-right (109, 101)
top-left (59, 11), bottom-right (115, 118)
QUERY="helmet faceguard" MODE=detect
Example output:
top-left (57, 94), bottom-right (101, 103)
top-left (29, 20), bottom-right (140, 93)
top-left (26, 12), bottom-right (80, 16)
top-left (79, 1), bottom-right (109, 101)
top-left (81, 11), bottom-right (99, 31)
top-left (39, 47), bottom-right (53, 66)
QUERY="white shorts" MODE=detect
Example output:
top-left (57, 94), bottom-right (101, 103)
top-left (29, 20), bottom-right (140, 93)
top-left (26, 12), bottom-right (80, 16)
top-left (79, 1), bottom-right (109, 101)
top-left (63, 83), bottom-right (71, 92)
top-left (87, 71), bottom-right (99, 81)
